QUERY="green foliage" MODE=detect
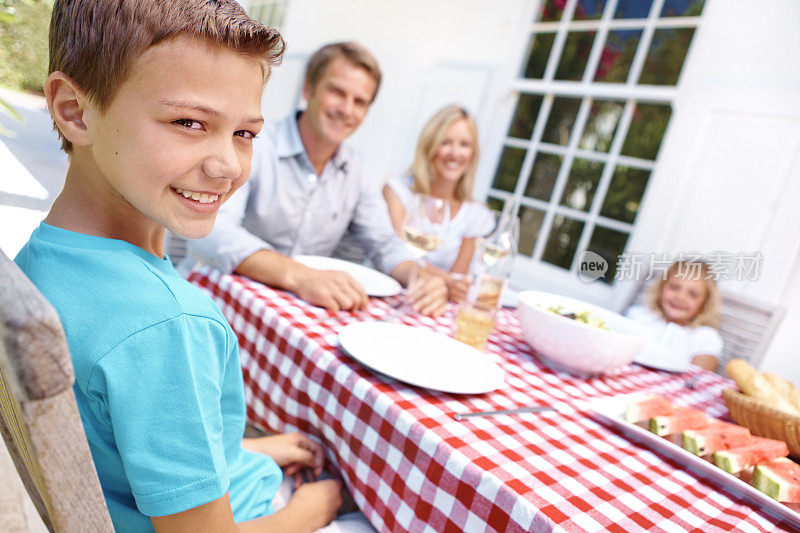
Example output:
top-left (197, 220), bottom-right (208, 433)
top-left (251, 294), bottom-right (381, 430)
top-left (600, 166), bottom-right (651, 224)
top-left (620, 103), bottom-right (672, 160)
top-left (0, 0), bottom-right (52, 94)
top-left (491, 146), bottom-right (526, 193)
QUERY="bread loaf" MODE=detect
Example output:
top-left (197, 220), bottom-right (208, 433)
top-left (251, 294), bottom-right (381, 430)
top-left (727, 359), bottom-right (800, 416)
top-left (726, 359), bottom-right (758, 394)
top-left (764, 372), bottom-right (800, 412)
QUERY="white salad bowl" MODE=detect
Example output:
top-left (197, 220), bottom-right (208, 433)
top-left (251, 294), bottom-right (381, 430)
top-left (517, 290), bottom-right (649, 377)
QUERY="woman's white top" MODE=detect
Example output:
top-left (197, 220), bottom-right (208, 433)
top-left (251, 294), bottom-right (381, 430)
top-left (625, 304), bottom-right (723, 368)
top-left (385, 175), bottom-right (494, 271)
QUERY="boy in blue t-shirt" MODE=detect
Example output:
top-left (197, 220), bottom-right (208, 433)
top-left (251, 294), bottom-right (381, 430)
top-left (14, 1), bottom-right (343, 530)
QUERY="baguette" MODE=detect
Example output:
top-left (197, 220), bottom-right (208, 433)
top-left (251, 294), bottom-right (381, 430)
top-left (727, 359), bottom-right (800, 416)
top-left (764, 372), bottom-right (795, 399)
top-left (726, 359), bottom-right (758, 395)
top-left (764, 372), bottom-right (800, 412)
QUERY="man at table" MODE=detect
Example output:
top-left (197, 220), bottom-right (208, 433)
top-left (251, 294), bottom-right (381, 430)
top-left (184, 41), bottom-right (447, 315)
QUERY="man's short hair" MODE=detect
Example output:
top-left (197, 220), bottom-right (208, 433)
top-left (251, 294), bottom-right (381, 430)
top-left (49, 0), bottom-right (285, 152)
top-left (305, 42), bottom-right (382, 102)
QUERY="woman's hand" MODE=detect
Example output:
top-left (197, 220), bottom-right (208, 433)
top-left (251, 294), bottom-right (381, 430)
top-left (408, 271), bottom-right (448, 316)
top-left (447, 273), bottom-right (471, 304)
top-left (242, 433), bottom-right (324, 486)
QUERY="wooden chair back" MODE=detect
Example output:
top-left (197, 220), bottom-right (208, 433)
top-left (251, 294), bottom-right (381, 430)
top-left (0, 250), bottom-right (113, 532)
top-left (621, 275), bottom-right (784, 372)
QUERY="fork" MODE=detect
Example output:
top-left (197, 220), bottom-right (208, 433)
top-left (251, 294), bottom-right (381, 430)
top-left (684, 375), bottom-right (700, 389)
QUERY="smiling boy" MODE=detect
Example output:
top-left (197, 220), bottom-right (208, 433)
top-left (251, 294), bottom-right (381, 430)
top-left (14, 1), bottom-right (345, 531)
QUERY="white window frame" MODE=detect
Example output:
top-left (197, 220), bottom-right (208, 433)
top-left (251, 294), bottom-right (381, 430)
top-left (478, 0), bottom-right (704, 306)
top-left (242, 0), bottom-right (291, 29)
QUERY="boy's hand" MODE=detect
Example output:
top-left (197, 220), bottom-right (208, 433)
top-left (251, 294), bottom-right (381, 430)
top-left (287, 479), bottom-right (343, 530)
top-left (243, 432), bottom-right (324, 481)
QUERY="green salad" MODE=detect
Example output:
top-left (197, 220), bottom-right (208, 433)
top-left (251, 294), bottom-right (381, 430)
top-left (540, 304), bottom-right (609, 330)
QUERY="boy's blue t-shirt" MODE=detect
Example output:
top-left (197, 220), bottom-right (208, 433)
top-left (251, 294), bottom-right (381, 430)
top-left (15, 223), bottom-right (282, 531)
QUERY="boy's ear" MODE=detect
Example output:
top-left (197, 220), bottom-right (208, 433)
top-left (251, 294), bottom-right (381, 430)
top-left (44, 71), bottom-right (92, 148)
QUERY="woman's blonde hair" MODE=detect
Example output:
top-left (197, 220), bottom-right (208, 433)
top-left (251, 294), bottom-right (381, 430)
top-left (408, 105), bottom-right (479, 202)
top-left (645, 260), bottom-right (722, 328)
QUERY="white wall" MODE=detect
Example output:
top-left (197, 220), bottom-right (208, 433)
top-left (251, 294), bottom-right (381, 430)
top-left (627, 0), bottom-right (800, 378)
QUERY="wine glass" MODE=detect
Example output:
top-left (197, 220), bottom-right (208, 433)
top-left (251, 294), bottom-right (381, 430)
top-left (480, 204), bottom-right (520, 268)
top-left (400, 194), bottom-right (450, 306)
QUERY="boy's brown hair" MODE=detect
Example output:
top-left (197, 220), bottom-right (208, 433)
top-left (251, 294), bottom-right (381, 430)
top-left (49, 0), bottom-right (285, 152)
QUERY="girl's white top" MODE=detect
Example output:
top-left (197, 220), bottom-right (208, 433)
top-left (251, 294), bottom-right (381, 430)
top-left (625, 304), bottom-right (723, 367)
top-left (385, 175), bottom-right (495, 271)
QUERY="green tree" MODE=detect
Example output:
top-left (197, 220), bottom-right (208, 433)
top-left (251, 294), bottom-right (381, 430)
top-left (0, 0), bottom-right (51, 134)
top-left (0, 0), bottom-right (52, 94)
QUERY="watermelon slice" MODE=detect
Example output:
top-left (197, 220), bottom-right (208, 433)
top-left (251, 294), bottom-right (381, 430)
top-left (649, 406), bottom-right (707, 436)
top-left (752, 458), bottom-right (800, 502)
top-left (713, 437), bottom-right (789, 473)
top-left (625, 395), bottom-right (675, 423)
top-left (682, 420), bottom-right (751, 456)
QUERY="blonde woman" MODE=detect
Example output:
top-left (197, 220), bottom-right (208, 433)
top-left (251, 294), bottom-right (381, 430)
top-left (383, 105), bottom-right (494, 300)
top-left (626, 260), bottom-right (723, 372)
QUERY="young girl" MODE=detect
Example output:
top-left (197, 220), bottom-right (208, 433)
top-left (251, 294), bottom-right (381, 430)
top-left (382, 105), bottom-right (495, 301)
top-left (626, 260), bottom-right (723, 372)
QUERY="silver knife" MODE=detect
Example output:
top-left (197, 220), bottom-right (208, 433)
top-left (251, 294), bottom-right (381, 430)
top-left (453, 406), bottom-right (556, 420)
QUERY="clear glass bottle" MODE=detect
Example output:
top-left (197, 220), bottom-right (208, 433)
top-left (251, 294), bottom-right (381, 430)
top-left (468, 201), bottom-right (519, 307)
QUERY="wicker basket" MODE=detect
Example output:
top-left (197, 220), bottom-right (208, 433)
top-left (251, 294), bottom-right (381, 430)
top-left (722, 388), bottom-right (800, 459)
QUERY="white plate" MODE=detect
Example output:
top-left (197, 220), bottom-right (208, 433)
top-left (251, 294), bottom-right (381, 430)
top-left (588, 392), bottom-right (800, 529)
top-left (294, 255), bottom-right (401, 297)
top-left (338, 322), bottom-right (505, 394)
top-left (501, 286), bottom-right (519, 308)
top-left (634, 343), bottom-right (690, 373)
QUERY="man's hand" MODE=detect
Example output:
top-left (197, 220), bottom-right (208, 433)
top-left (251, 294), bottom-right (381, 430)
top-left (235, 250), bottom-right (369, 312)
top-left (294, 267), bottom-right (369, 311)
top-left (242, 433), bottom-right (324, 486)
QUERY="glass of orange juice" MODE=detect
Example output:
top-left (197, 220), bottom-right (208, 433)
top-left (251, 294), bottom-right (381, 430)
top-left (454, 299), bottom-right (497, 351)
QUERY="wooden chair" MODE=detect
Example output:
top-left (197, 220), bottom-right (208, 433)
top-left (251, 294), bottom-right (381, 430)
top-left (621, 275), bottom-right (785, 373)
top-left (716, 291), bottom-right (785, 372)
top-left (0, 250), bottom-right (113, 532)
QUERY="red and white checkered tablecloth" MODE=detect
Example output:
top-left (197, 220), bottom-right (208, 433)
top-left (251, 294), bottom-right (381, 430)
top-left (188, 266), bottom-right (793, 533)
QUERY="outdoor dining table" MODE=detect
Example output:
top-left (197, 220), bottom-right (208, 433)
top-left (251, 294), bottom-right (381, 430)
top-left (188, 265), bottom-right (794, 532)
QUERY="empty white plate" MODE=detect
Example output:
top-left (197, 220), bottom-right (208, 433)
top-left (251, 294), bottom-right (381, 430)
top-left (338, 322), bottom-right (505, 394)
top-left (294, 255), bottom-right (402, 297)
top-left (501, 286), bottom-right (520, 308)
top-left (634, 343), bottom-right (690, 373)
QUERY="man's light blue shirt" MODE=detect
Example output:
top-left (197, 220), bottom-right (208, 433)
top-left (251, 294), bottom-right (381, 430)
top-left (183, 112), bottom-right (412, 275)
